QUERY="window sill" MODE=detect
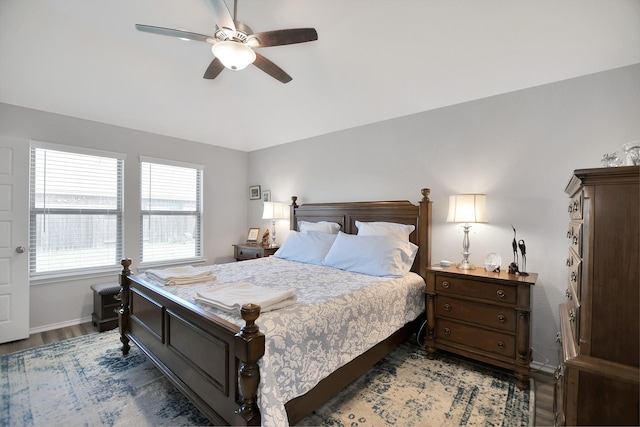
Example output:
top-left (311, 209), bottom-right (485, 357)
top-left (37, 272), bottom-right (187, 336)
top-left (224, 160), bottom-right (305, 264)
top-left (30, 266), bottom-right (122, 286)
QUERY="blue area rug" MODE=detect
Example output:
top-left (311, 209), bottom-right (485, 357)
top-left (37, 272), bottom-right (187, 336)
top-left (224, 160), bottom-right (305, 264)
top-left (0, 330), bottom-right (534, 426)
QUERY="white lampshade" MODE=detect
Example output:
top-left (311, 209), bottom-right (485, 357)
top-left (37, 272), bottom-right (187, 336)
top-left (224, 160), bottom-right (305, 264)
top-left (262, 202), bottom-right (286, 220)
top-left (212, 41), bottom-right (256, 70)
top-left (446, 194), bottom-right (488, 224)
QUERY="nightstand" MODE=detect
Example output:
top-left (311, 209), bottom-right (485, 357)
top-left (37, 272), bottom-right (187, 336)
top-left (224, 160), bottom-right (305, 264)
top-left (233, 243), bottom-right (279, 261)
top-left (424, 265), bottom-right (536, 389)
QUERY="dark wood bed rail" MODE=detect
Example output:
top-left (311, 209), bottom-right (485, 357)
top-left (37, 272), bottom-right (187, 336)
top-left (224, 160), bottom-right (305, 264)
top-left (118, 259), bottom-right (265, 425)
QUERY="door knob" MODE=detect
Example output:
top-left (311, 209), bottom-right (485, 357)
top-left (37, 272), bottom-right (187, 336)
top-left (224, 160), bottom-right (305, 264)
top-left (15, 246), bottom-right (25, 253)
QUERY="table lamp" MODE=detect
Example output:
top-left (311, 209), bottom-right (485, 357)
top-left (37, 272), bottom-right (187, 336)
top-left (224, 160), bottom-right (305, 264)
top-left (262, 201), bottom-right (286, 248)
top-left (446, 194), bottom-right (488, 270)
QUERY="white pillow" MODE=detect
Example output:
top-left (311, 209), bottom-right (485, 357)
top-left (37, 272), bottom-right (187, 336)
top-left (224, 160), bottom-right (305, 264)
top-left (355, 220), bottom-right (415, 241)
top-left (298, 220), bottom-right (341, 234)
top-left (274, 231), bottom-right (338, 265)
top-left (323, 232), bottom-right (418, 277)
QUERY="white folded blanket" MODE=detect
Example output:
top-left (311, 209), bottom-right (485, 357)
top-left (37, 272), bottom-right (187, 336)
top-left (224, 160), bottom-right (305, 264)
top-left (195, 282), bottom-right (297, 313)
top-left (146, 266), bottom-right (216, 286)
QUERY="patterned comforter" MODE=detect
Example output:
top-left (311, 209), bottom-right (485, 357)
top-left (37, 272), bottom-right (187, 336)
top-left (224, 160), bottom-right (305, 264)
top-left (144, 257), bottom-right (425, 427)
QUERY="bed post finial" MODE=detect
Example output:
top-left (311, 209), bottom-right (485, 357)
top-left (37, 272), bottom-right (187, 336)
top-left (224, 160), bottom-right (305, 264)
top-left (290, 196), bottom-right (298, 231)
top-left (118, 258), bottom-right (132, 355)
top-left (421, 188), bottom-right (431, 202)
top-left (235, 303), bottom-right (265, 424)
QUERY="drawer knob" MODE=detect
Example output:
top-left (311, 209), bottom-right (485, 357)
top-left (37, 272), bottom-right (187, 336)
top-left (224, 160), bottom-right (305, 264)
top-left (444, 304), bottom-right (451, 312)
top-left (497, 341), bottom-right (505, 348)
top-left (556, 332), bottom-right (561, 343)
top-left (565, 289), bottom-right (572, 299)
top-left (444, 328), bottom-right (451, 335)
top-left (570, 271), bottom-right (577, 282)
top-left (497, 314), bottom-right (506, 323)
top-left (569, 308), bottom-right (576, 322)
top-left (497, 290), bottom-right (505, 298)
top-left (572, 235), bottom-right (578, 245)
top-left (441, 281), bottom-right (451, 289)
top-left (113, 293), bottom-right (121, 302)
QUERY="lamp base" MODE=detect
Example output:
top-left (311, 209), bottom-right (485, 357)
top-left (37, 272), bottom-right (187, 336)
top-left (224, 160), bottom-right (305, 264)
top-left (457, 260), bottom-right (476, 270)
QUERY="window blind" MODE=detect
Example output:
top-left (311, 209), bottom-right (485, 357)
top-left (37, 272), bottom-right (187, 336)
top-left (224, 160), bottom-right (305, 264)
top-left (29, 146), bottom-right (124, 275)
top-left (140, 159), bottom-right (203, 264)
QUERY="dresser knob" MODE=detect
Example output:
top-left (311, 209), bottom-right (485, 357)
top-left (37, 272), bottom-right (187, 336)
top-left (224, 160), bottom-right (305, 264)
top-left (556, 332), bottom-right (561, 343)
top-left (571, 271), bottom-right (577, 282)
top-left (565, 289), bottom-right (572, 299)
top-left (497, 314), bottom-right (506, 323)
top-left (444, 304), bottom-right (451, 311)
top-left (569, 309), bottom-right (576, 322)
top-left (441, 281), bottom-right (450, 289)
top-left (497, 341), bottom-right (505, 348)
top-left (497, 290), bottom-right (505, 298)
top-left (572, 235), bottom-right (578, 245)
top-left (444, 328), bottom-right (451, 335)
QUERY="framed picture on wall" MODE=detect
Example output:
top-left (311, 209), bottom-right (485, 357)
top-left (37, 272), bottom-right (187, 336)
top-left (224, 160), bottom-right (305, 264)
top-left (247, 228), bottom-right (260, 242)
top-left (262, 190), bottom-right (271, 202)
top-left (249, 185), bottom-right (261, 200)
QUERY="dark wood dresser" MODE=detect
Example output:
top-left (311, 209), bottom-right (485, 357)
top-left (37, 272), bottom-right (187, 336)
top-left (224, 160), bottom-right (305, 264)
top-left (424, 266), bottom-right (536, 389)
top-left (555, 166), bottom-right (639, 426)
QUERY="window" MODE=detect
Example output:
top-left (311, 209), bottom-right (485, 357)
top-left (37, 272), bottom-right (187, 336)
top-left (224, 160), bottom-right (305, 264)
top-left (140, 157), bottom-right (203, 264)
top-left (29, 144), bottom-right (124, 276)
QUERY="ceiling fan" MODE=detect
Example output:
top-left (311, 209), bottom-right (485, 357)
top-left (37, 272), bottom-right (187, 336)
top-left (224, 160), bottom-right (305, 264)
top-left (135, 0), bottom-right (318, 83)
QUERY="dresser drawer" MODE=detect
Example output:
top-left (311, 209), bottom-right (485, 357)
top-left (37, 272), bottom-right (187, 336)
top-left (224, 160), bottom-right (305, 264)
top-left (435, 275), bottom-right (516, 305)
top-left (437, 318), bottom-right (516, 358)
top-left (566, 221), bottom-right (583, 256)
top-left (568, 191), bottom-right (583, 220)
top-left (436, 296), bottom-right (516, 332)
top-left (566, 249), bottom-right (581, 306)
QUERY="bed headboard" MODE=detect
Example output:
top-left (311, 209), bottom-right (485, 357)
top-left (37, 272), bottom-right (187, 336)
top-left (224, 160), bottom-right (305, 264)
top-left (290, 188), bottom-right (432, 278)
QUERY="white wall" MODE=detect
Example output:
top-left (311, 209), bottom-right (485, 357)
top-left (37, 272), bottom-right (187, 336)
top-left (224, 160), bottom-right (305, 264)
top-left (0, 103), bottom-right (249, 331)
top-left (247, 64), bottom-right (640, 368)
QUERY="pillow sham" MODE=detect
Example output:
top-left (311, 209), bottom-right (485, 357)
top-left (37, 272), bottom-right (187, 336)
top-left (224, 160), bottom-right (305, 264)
top-left (274, 231), bottom-right (338, 265)
top-left (298, 220), bottom-right (341, 234)
top-left (323, 232), bottom-right (418, 277)
top-left (355, 220), bottom-right (415, 241)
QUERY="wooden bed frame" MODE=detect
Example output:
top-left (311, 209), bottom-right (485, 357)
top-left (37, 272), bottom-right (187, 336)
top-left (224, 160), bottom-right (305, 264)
top-left (118, 188), bottom-right (432, 426)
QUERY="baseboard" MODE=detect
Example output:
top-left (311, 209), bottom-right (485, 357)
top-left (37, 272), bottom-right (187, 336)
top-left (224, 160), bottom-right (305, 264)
top-left (29, 316), bottom-right (93, 334)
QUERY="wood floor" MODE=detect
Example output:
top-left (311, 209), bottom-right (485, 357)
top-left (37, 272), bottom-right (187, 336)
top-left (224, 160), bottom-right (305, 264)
top-left (0, 323), bottom-right (556, 426)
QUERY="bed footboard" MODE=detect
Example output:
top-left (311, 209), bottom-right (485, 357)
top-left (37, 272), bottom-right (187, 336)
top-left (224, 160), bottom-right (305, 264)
top-left (118, 259), bottom-right (264, 426)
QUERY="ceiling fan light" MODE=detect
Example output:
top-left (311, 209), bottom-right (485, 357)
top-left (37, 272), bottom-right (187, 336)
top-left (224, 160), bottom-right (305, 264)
top-left (212, 41), bottom-right (256, 71)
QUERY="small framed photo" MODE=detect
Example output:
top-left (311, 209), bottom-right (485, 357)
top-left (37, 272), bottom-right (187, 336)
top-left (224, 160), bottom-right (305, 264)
top-left (247, 228), bottom-right (260, 242)
top-left (262, 190), bottom-right (271, 202)
top-left (249, 185), bottom-right (261, 200)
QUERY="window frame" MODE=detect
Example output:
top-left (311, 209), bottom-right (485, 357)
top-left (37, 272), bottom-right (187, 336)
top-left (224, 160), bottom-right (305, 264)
top-left (28, 141), bottom-right (126, 281)
top-left (139, 156), bottom-right (204, 267)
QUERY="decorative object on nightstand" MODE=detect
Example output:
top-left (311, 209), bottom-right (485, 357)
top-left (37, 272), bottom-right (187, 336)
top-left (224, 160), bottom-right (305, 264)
top-left (262, 201), bottom-right (286, 248)
top-left (246, 227), bottom-right (260, 242)
top-left (555, 166), bottom-right (639, 426)
top-left (424, 265), bottom-right (536, 390)
top-left (446, 194), bottom-right (487, 270)
top-left (233, 243), bottom-right (279, 261)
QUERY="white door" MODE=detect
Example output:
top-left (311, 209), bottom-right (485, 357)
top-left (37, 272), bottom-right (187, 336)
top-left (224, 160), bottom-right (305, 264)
top-left (0, 136), bottom-right (29, 343)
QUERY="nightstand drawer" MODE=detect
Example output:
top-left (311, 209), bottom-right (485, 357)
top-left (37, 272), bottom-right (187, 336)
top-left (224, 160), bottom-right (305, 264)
top-left (436, 296), bottom-right (516, 332)
top-left (437, 318), bottom-right (516, 358)
top-left (236, 246), bottom-right (264, 260)
top-left (435, 275), bottom-right (516, 305)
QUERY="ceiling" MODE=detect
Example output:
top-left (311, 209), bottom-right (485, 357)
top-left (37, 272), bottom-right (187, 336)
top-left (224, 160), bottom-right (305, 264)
top-left (1, 0), bottom-right (639, 152)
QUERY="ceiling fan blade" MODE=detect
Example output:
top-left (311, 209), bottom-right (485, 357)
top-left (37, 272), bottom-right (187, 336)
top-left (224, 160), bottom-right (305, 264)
top-left (253, 52), bottom-right (292, 84)
top-left (207, 0), bottom-right (236, 37)
top-left (135, 24), bottom-right (212, 42)
top-left (203, 58), bottom-right (225, 79)
top-left (248, 28), bottom-right (318, 47)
